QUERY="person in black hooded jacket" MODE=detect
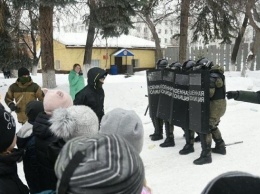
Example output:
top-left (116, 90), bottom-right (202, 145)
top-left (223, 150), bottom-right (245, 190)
top-left (74, 67), bottom-right (107, 122)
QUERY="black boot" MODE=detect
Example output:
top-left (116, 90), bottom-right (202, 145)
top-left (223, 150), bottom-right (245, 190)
top-left (179, 129), bottom-right (194, 155)
top-left (151, 117), bottom-right (163, 141)
top-left (194, 133), bottom-right (200, 142)
top-left (193, 134), bottom-right (212, 165)
top-left (212, 140), bottom-right (226, 155)
top-left (211, 128), bottom-right (226, 155)
top-left (179, 144), bottom-right (194, 155)
top-left (160, 122), bottom-right (175, 147)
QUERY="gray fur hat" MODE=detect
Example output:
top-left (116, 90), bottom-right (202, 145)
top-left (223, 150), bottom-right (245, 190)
top-left (55, 133), bottom-right (144, 194)
top-left (100, 108), bottom-right (144, 154)
top-left (49, 105), bottom-right (99, 141)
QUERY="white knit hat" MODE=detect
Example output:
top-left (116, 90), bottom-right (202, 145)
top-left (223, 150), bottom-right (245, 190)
top-left (100, 108), bottom-right (144, 154)
top-left (49, 105), bottom-right (99, 141)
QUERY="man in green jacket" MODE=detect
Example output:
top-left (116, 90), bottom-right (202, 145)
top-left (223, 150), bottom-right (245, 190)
top-left (5, 67), bottom-right (44, 124)
top-left (226, 90), bottom-right (260, 104)
top-left (68, 64), bottom-right (85, 100)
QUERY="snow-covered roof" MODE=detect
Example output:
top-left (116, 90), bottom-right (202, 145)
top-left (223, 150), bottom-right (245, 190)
top-left (53, 32), bottom-right (163, 49)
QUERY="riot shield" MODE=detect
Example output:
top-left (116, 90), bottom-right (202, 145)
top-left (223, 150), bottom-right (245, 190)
top-left (189, 70), bottom-right (210, 134)
top-left (156, 69), bottom-right (175, 122)
top-left (146, 70), bottom-right (162, 119)
top-left (171, 72), bottom-right (189, 129)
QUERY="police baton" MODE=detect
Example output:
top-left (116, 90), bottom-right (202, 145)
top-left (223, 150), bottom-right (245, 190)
top-left (144, 95), bottom-right (149, 116)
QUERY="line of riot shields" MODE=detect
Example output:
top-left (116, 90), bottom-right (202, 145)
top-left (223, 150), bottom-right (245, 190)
top-left (146, 68), bottom-right (210, 134)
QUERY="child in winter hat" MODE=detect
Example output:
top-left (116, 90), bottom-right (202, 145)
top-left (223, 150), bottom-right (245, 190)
top-left (0, 109), bottom-right (16, 153)
top-left (55, 133), bottom-right (145, 194)
top-left (43, 89), bottom-right (73, 115)
top-left (100, 108), bottom-right (144, 154)
top-left (0, 108), bottom-right (29, 193)
top-left (50, 105), bottom-right (99, 141)
top-left (201, 171), bottom-right (260, 194)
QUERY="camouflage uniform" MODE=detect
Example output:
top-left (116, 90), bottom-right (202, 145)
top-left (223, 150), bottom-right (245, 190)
top-left (234, 91), bottom-right (260, 104)
top-left (194, 65), bottom-right (226, 165)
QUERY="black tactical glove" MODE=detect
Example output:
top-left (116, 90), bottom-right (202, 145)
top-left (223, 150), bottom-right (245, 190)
top-left (9, 103), bottom-right (17, 111)
top-left (226, 91), bottom-right (239, 100)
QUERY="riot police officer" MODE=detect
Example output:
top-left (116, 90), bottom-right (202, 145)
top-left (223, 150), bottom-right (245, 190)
top-left (192, 58), bottom-right (227, 165)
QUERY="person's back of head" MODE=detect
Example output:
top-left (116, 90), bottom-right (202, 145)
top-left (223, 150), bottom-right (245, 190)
top-left (26, 101), bottom-right (44, 123)
top-left (43, 89), bottom-right (73, 115)
top-left (50, 105), bottom-right (99, 141)
top-left (55, 134), bottom-right (145, 194)
top-left (202, 171), bottom-right (260, 194)
top-left (100, 108), bottom-right (144, 154)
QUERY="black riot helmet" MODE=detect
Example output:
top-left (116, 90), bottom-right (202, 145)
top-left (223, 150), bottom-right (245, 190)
top-left (156, 58), bottom-right (168, 69)
top-left (167, 62), bottom-right (182, 70)
top-left (194, 58), bottom-right (214, 70)
top-left (182, 60), bottom-right (196, 72)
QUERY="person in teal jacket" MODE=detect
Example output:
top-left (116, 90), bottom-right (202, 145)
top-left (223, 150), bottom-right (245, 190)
top-left (68, 64), bottom-right (85, 100)
top-left (226, 90), bottom-right (260, 104)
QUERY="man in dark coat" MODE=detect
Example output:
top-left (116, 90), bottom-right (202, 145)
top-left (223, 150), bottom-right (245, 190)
top-left (226, 90), bottom-right (260, 104)
top-left (74, 67), bottom-right (107, 122)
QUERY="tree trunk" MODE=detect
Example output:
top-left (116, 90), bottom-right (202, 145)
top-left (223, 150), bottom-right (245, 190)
top-left (179, 0), bottom-right (190, 63)
top-left (241, 30), bottom-right (260, 77)
top-left (83, 7), bottom-right (96, 77)
top-left (39, 3), bottom-right (56, 88)
top-left (231, 15), bottom-right (248, 71)
top-left (145, 15), bottom-right (163, 62)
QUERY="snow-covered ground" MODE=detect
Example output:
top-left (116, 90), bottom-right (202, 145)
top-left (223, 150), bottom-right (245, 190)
top-left (0, 70), bottom-right (260, 194)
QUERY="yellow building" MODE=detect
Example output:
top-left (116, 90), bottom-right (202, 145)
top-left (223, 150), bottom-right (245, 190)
top-left (45, 32), bottom-right (158, 74)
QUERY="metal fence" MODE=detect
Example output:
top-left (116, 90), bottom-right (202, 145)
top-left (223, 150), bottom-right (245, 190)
top-left (165, 43), bottom-right (260, 71)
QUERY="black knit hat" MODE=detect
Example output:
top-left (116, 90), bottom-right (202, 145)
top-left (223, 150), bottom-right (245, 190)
top-left (0, 109), bottom-right (16, 152)
top-left (26, 101), bottom-right (44, 122)
top-left (18, 67), bottom-right (30, 77)
top-left (55, 134), bottom-right (145, 194)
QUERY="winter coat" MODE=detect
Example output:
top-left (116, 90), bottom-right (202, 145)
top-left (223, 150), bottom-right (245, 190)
top-left (0, 149), bottom-right (29, 194)
top-left (68, 70), bottom-right (85, 100)
top-left (17, 121), bottom-right (42, 193)
top-left (33, 112), bottom-right (58, 191)
top-left (236, 90), bottom-right (260, 104)
top-left (4, 78), bottom-right (44, 124)
top-left (74, 67), bottom-right (107, 122)
top-left (209, 65), bottom-right (226, 124)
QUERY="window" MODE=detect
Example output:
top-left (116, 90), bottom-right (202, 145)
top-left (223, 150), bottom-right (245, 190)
top-left (144, 27), bottom-right (148, 33)
top-left (55, 60), bottom-right (60, 70)
top-left (91, 59), bottom-right (100, 67)
top-left (165, 38), bottom-right (167, 43)
top-left (171, 30), bottom-right (173, 34)
top-left (165, 20), bottom-right (168, 25)
top-left (158, 29), bottom-right (161, 34)
top-left (165, 29), bottom-right (168, 34)
top-left (132, 59), bottom-right (140, 68)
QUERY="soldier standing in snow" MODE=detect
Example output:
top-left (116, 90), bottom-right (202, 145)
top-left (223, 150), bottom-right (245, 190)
top-left (226, 90), bottom-right (260, 104)
top-left (4, 67), bottom-right (44, 124)
top-left (192, 58), bottom-right (227, 165)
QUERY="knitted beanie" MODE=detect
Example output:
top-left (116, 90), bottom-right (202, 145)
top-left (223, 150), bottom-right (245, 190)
top-left (43, 89), bottom-right (73, 115)
top-left (0, 109), bottom-right (16, 152)
top-left (100, 108), bottom-right (144, 154)
top-left (50, 105), bottom-right (99, 141)
top-left (55, 134), bottom-right (144, 194)
top-left (18, 67), bottom-right (30, 77)
top-left (25, 101), bottom-right (44, 122)
top-left (202, 171), bottom-right (260, 194)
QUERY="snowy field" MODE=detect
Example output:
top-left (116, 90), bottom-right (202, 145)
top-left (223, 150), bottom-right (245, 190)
top-left (0, 69), bottom-right (260, 194)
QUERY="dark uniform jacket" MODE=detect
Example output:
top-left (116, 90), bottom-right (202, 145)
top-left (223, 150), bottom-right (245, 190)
top-left (5, 78), bottom-right (44, 123)
top-left (236, 91), bottom-right (260, 104)
top-left (33, 112), bottom-right (58, 191)
top-left (74, 67), bottom-right (107, 122)
top-left (0, 149), bottom-right (29, 194)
